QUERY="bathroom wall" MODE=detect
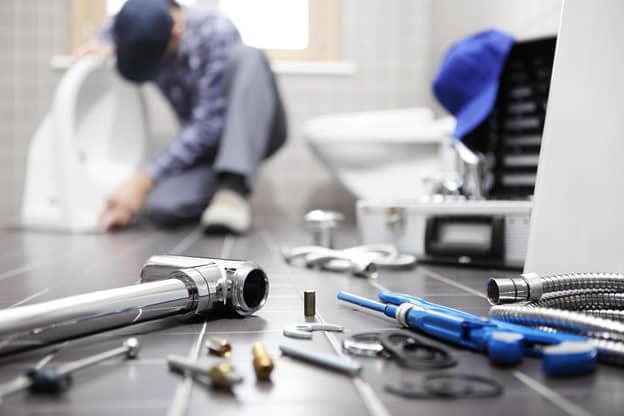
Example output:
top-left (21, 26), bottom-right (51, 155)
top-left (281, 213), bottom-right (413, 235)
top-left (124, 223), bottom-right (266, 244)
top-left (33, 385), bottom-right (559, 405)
top-left (0, 0), bottom-right (68, 222)
top-left (0, 0), bottom-right (563, 226)
top-left (428, 0), bottom-right (563, 110)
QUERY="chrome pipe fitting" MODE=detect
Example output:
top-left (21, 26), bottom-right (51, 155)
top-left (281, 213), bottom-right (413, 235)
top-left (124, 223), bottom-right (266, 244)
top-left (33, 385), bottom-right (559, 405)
top-left (141, 255), bottom-right (269, 317)
top-left (487, 272), bottom-right (624, 305)
top-left (486, 272), bottom-right (543, 305)
top-left (0, 255), bottom-right (269, 355)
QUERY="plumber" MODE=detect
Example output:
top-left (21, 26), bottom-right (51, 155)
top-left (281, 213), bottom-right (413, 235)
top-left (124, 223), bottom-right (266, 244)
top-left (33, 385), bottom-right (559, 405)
top-left (79, 0), bottom-right (287, 234)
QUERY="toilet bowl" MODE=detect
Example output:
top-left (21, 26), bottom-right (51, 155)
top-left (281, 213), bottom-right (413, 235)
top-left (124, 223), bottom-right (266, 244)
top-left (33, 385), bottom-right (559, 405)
top-left (22, 56), bottom-right (148, 233)
top-left (303, 108), bottom-right (456, 199)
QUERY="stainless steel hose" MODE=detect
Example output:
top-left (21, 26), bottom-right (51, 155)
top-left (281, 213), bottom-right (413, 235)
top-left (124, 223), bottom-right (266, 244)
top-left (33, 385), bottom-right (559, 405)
top-left (487, 272), bottom-right (624, 304)
top-left (486, 271), bottom-right (624, 364)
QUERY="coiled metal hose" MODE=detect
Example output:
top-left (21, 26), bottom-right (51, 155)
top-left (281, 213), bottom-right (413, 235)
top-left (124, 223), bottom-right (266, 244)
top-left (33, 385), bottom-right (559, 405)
top-left (486, 272), bottom-right (624, 365)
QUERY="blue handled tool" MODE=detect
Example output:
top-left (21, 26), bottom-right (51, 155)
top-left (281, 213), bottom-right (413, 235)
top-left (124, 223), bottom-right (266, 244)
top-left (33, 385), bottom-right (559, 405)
top-left (337, 291), bottom-right (597, 377)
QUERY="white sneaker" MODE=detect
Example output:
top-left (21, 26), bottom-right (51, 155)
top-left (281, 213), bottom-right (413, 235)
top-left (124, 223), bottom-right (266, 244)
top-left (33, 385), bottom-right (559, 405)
top-left (201, 189), bottom-right (251, 234)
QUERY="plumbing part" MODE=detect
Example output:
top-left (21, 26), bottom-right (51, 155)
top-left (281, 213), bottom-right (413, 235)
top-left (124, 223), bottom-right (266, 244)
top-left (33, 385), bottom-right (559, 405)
top-left (252, 342), bottom-right (274, 381)
top-left (167, 355), bottom-right (243, 389)
top-left (283, 245), bottom-right (377, 277)
top-left (283, 323), bottom-right (344, 340)
top-left (486, 272), bottom-right (624, 305)
top-left (385, 373), bottom-right (503, 399)
top-left (0, 338), bottom-right (139, 400)
top-left (454, 140), bottom-right (488, 199)
top-left (337, 291), bottom-right (597, 377)
top-left (304, 290), bottom-right (316, 317)
top-left (342, 332), bottom-right (387, 357)
top-left (304, 210), bottom-right (344, 248)
top-left (206, 337), bottom-right (232, 357)
top-left (0, 255), bottom-right (269, 356)
top-left (486, 271), bottom-right (624, 364)
top-left (378, 331), bottom-right (456, 370)
top-left (279, 344), bottom-right (362, 376)
top-left (282, 244), bottom-right (416, 278)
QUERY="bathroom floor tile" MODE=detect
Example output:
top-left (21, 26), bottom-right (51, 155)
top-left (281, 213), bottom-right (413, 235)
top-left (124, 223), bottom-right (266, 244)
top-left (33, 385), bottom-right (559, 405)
top-left (0, 221), bottom-right (620, 416)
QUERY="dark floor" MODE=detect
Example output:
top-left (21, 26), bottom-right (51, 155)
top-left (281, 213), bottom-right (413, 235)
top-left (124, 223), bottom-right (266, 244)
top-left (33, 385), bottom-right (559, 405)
top-left (0, 222), bottom-right (621, 415)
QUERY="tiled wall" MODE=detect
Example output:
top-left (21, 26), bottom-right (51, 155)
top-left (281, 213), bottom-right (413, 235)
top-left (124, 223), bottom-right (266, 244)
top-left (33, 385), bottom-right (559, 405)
top-left (0, 0), bottom-right (68, 221)
top-left (0, 0), bottom-right (563, 226)
top-left (252, 0), bottom-right (432, 224)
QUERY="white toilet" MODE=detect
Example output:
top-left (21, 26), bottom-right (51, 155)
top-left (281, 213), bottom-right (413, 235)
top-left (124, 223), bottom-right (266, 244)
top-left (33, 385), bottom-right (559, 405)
top-left (22, 56), bottom-right (148, 233)
top-left (303, 108), bottom-right (456, 200)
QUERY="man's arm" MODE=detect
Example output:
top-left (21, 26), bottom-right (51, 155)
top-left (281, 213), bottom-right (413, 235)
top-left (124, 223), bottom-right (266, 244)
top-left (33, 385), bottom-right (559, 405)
top-left (145, 35), bottom-right (234, 181)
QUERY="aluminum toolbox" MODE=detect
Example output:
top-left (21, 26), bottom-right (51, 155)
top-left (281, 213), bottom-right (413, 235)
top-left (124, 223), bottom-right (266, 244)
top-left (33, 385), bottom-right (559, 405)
top-left (356, 199), bottom-right (532, 269)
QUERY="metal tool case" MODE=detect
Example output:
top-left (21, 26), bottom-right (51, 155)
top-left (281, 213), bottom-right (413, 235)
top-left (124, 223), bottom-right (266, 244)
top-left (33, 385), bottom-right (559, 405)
top-left (357, 199), bottom-right (531, 269)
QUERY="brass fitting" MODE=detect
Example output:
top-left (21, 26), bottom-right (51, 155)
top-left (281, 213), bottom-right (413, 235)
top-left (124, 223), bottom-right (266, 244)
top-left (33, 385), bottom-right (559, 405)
top-left (304, 290), bottom-right (316, 317)
top-left (206, 337), bottom-right (232, 357)
top-left (208, 363), bottom-right (243, 389)
top-left (252, 342), bottom-right (274, 381)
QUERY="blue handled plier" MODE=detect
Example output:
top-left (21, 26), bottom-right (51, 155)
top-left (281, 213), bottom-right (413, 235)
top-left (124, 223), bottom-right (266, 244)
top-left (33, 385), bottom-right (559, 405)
top-left (337, 291), bottom-right (597, 376)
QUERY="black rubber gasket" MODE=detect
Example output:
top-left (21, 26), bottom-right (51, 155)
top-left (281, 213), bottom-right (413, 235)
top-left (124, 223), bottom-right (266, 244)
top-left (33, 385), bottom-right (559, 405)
top-left (423, 373), bottom-right (504, 398)
top-left (384, 373), bottom-right (503, 399)
top-left (378, 331), bottom-right (457, 370)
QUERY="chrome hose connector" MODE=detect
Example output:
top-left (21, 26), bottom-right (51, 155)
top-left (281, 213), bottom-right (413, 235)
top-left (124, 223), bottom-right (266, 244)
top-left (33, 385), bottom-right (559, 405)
top-left (486, 272), bottom-right (543, 305)
top-left (141, 255), bottom-right (269, 317)
top-left (487, 272), bottom-right (624, 305)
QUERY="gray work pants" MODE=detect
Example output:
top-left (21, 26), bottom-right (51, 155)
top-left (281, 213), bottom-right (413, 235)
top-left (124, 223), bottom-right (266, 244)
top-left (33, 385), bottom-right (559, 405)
top-left (143, 46), bottom-right (287, 226)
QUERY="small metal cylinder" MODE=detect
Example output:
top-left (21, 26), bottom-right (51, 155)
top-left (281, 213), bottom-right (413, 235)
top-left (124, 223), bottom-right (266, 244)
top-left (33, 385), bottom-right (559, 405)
top-left (206, 337), bottom-right (232, 357)
top-left (304, 290), bottom-right (316, 317)
top-left (252, 342), bottom-right (274, 381)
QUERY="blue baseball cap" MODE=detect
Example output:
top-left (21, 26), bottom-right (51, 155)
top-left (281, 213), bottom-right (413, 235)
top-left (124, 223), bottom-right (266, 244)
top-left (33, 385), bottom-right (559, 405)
top-left (432, 30), bottom-right (515, 140)
top-left (113, 0), bottom-right (174, 83)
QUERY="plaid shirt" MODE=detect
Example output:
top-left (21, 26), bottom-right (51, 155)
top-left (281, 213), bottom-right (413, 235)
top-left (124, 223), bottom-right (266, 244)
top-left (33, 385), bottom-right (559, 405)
top-left (104, 7), bottom-right (242, 181)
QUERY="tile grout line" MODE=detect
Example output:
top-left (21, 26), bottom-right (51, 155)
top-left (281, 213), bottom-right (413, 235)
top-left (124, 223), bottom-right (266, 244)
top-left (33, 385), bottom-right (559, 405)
top-left (419, 266), bottom-right (488, 299)
top-left (169, 227), bottom-right (204, 255)
top-left (0, 244), bottom-right (85, 282)
top-left (7, 288), bottom-right (49, 308)
top-left (167, 234), bottom-right (236, 416)
top-left (512, 371), bottom-right (593, 416)
top-left (167, 321), bottom-right (208, 416)
top-left (410, 267), bottom-right (590, 416)
top-left (81, 233), bottom-right (162, 275)
top-left (316, 309), bottom-right (392, 416)
top-left (261, 229), bottom-right (391, 416)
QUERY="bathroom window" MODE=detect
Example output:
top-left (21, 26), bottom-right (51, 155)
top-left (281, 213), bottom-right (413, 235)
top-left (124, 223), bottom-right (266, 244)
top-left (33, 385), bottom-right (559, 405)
top-left (219, 0), bottom-right (341, 61)
top-left (71, 0), bottom-right (341, 62)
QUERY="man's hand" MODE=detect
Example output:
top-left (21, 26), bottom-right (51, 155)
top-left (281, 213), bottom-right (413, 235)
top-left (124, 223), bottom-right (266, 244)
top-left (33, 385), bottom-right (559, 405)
top-left (99, 172), bottom-right (154, 231)
top-left (73, 38), bottom-right (113, 61)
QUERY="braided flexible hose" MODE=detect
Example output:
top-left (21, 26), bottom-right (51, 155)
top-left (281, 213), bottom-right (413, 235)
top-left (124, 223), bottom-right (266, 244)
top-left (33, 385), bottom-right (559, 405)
top-left (490, 305), bottom-right (624, 340)
top-left (531, 292), bottom-right (624, 314)
top-left (487, 272), bottom-right (624, 304)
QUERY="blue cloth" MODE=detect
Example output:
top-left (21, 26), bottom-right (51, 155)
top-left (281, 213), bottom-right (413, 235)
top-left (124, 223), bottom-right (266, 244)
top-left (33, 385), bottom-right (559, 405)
top-left (432, 29), bottom-right (515, 140)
